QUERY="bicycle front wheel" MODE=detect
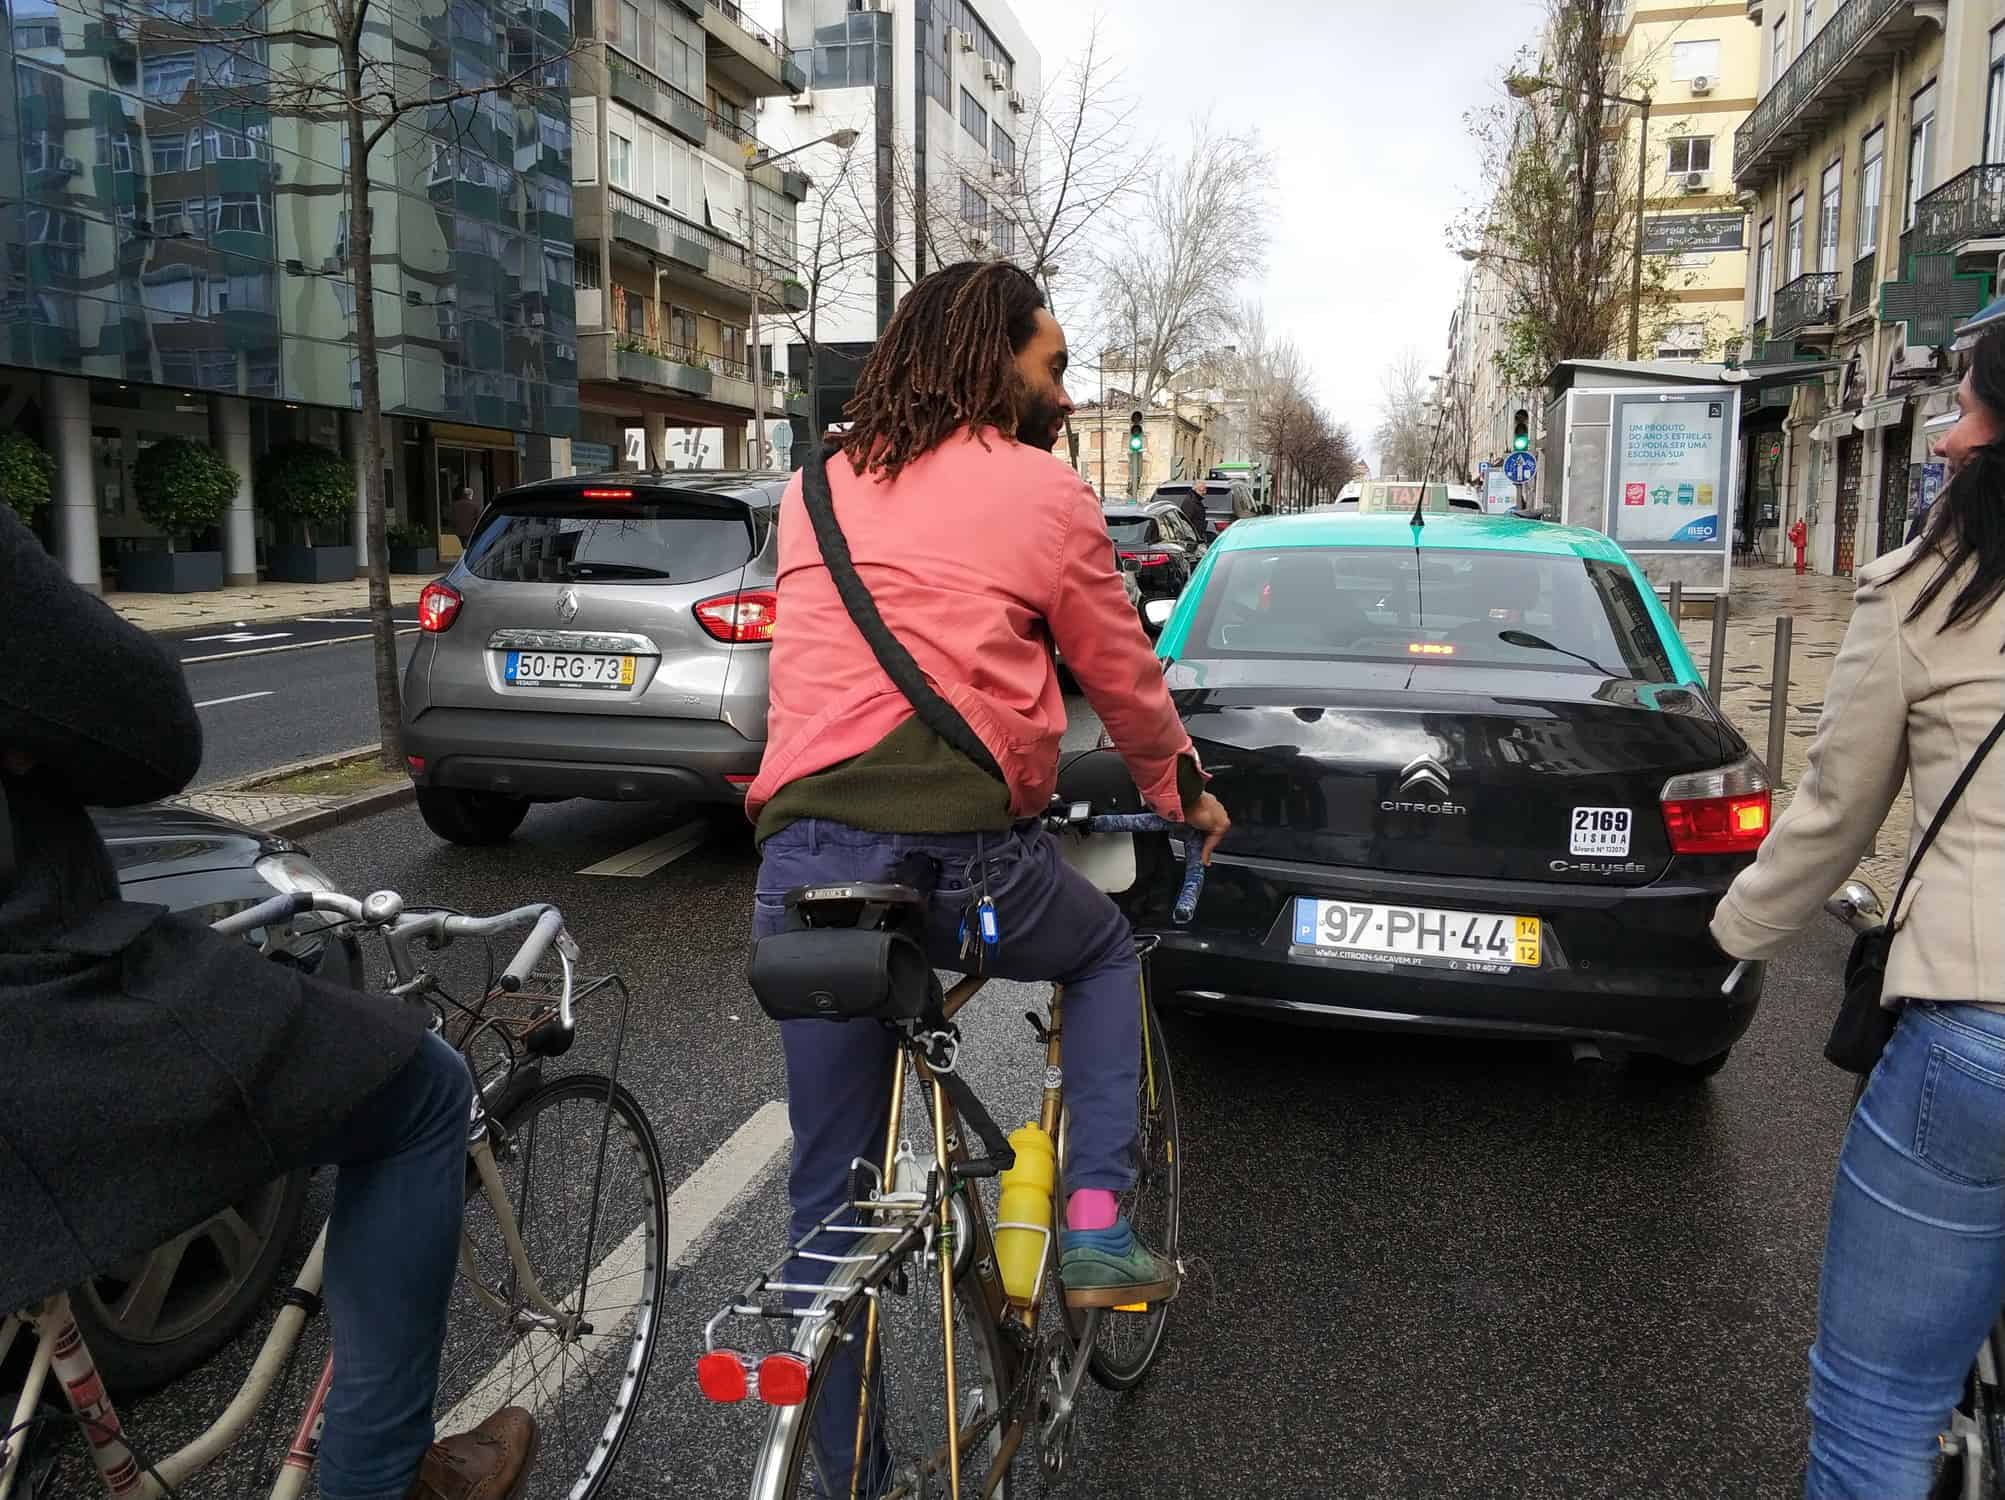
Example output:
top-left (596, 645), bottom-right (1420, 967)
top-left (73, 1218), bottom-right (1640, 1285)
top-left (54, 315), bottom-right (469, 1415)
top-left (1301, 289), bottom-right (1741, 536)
top-left (435, 1072), bottom-right (669, 1500)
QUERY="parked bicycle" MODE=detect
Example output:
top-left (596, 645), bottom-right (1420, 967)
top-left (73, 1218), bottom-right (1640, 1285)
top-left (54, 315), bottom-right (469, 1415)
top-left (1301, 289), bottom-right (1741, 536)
top-left (699, 801), bottom-right (1203, 1499)
top-left (1824, 877), bottom-right (2005, 1500)
top-left (0, 887), bottom-right (669, 1500)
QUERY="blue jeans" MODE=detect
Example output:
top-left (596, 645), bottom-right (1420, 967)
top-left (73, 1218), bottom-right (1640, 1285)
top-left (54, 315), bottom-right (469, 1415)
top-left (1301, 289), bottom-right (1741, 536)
top-left (312, 1030), bottom-right (474, 1500)
top-left (753, 818), bottom-right (1141, 1496)
top-left (1807, 1002), bottom-right (2005, 1500)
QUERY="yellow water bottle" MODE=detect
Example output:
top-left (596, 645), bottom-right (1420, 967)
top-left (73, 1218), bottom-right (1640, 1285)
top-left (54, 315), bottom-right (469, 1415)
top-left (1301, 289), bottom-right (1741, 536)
top-left (994, 1124), bottom-right (1056, 1305)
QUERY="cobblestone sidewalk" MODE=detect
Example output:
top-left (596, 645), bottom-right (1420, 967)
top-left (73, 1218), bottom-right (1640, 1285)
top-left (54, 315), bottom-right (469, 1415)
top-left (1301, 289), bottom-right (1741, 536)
top-left (107, 575), bottom-right (431, 634)
top-left (167, 745), bottom-right (392, 831)
top-left (1675, 564), bottom-right (1909, 890)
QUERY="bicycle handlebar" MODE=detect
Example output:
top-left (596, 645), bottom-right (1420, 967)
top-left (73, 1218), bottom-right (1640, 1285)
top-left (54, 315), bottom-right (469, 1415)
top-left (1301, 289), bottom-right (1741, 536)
top-left (1043, 807), bottom-right (1207, 925)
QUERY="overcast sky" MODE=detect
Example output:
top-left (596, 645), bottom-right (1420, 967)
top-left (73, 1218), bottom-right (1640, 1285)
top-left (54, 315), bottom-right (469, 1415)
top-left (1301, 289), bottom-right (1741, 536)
top-left (754, 0), bottom-right (1549, 466)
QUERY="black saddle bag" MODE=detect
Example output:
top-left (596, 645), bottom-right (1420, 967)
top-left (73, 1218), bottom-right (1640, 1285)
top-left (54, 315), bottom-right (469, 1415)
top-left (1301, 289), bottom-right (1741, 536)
top-left (747, 881), bottom-right (939, 1024)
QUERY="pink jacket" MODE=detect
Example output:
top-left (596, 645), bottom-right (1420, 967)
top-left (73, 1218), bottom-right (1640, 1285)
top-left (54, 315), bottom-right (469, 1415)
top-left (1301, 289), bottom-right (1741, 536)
top-left (747, 428), bottom-right (1197, 823)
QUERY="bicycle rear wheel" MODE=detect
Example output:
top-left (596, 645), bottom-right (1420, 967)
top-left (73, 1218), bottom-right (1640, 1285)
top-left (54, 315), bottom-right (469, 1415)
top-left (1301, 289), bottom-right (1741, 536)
top-left (1060, 990), bottom-right (1181, 1391)
top-left (434, 1072), bottom-right (669, 1500)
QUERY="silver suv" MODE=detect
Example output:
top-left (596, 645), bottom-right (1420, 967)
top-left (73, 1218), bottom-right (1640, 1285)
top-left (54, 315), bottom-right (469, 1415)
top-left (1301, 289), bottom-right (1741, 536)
top-left (401, 470), bottom-right (784, 845)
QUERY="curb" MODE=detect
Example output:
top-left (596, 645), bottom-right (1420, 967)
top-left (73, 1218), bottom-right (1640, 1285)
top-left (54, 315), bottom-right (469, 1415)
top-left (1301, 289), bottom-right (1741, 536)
top-left (199, 743), bottom-right (384, 794)
top-left (127, 588), bottom-right (437, 639)
top-left (263, 782), bottom-right (417, 838)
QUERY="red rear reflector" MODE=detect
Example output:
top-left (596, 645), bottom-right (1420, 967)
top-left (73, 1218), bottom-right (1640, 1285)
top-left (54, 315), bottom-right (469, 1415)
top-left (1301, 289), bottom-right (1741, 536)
top-left (724, 773), bottom-right (756, 787)
top-left (580, 488), bottom-right (633, 499)
top-left (1662, 791), bottom-right (1772, 854)
top-left (1119, 550), bottom-right (1171, 567)
top-left (405, 756), bottom-right (426, 775)
top-left (694, 590), bottom-right (778, 643)
top-left (757, 1353), bottom-right (812, 1406)
top-left (696, 1351), bottom-right (750, 1403)
top-left (1407, 642), bottom-right (1456, 656)
top-left (417, 581), bottom-right (462, 633)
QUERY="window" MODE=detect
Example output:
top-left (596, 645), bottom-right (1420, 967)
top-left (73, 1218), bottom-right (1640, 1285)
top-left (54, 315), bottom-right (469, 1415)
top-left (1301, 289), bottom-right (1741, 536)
top-left (618, 0), bottom-right (639, 49)
top-left (669, 306), bottom-right (696, 348)
top-left (959, 86), bottom-right (988, 144)
top-left (142, 50), bottom-right (196, 103)
top-left (1785, 191), bottom-right (1805, 280)
top-left (1858, 126), bottom-right (1885, 254)
top-left (991, 123), bottom-right (1015, 173)
top-left (466, 498), bottom-right (754, 587)
top-left (995, 217), bottom-right (1016, 257)
top-left (1667, 137), bottom-right (1712, 176)
top-left (1656, 321), bottom-right (1706, 359)
top-left (150, 130), bottom-right (188, 173)
top-left (609, 131), bottom-right (634, 189)
top-left (623, 291), bottom-right (644, 335)
top-left (1670, 39), bottom-right (1720, 80)
top-left (1987, 26), bottom-right (2005, 165)
top-left (960, 180), bottom-right (988, 231)
top-left (1771, 15), bottom-right (1787, 86)
top-left (1756, 216), bottom-right (1775, 314)
top-left (214, 193), bottom-right (266, 233)
top-left (1818, 159), bottom-right (1842, 273)
top-left (1907, 80), bottom-right (1936, 227)
top-left (1801, 0), bottom-right (1816, 47)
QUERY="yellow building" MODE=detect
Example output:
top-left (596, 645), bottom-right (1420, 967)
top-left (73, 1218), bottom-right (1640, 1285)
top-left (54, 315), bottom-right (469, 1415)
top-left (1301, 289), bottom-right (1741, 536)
top-left (1071, 398), bottom-right (1224, 501)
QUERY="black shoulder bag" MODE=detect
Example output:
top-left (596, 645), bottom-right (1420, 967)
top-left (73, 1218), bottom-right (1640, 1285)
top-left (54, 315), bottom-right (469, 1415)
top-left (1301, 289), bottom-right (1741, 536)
top-left (1825, 708), bottom-right (2005, 1074)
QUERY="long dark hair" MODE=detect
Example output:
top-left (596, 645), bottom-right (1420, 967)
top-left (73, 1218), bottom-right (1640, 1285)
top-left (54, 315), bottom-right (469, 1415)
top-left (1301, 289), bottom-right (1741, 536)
top-left (1893, 329), bottom-right (2005, 632)
top-left (837, 260), bottom-right (1047, 482)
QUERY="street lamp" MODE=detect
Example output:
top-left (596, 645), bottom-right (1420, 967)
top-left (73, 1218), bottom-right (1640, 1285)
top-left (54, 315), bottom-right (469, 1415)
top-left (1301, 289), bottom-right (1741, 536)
top-left (1455, 246), bottom-right (1534, 268)
top-left (743, 127), bottom-right (859, 469)
top-left (1504, 71), bottom-right (1653, 361)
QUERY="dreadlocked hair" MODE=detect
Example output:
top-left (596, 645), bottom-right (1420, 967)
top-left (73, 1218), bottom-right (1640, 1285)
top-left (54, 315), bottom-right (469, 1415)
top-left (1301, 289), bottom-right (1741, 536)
top-left (837, 260), bottom-right (1047, 481)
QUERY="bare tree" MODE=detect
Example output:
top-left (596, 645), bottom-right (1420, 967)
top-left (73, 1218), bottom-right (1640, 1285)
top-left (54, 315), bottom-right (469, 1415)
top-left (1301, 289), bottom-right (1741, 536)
top-left (1454, 0), bottom-right (1680, 388)
top-left (181, 0), bottom-right (578, 768)
top-left (1099, 120), bottom-right (1274, 402)
top-left (1373, 349), bottom-right (1435, 480)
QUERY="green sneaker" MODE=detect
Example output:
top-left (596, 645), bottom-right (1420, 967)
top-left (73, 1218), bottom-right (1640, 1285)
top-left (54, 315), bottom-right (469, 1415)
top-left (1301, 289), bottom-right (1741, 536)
top-left (1058, 1216), bottom-right (1179, 1309)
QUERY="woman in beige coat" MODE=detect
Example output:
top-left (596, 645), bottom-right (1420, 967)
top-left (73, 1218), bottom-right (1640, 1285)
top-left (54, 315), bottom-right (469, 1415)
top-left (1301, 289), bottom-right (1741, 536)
top-left (1712, 328), bottom-right (2005, 1500)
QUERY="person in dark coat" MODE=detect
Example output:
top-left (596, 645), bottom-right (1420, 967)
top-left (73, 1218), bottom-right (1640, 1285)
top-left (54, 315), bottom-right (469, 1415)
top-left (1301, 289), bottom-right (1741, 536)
top-left (0, 506), bottom-right (535, 1500)
top-left (450, 485), bottom-right (482, 549)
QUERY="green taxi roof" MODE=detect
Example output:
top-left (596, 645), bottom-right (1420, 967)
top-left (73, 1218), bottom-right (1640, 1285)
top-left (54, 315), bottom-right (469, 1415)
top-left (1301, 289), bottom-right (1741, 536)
top-left (1211, 512), bottom-right (1632, 564)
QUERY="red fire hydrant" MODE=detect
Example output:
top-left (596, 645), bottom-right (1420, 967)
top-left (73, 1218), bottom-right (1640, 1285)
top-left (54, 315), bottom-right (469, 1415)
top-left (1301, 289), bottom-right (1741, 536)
top-left (1788, 517), bottom-right (1808, 575)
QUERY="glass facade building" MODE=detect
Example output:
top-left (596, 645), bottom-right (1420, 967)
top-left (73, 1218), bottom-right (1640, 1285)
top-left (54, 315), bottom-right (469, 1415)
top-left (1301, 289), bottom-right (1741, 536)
top-left (0, 0), bottom-right (578, 435)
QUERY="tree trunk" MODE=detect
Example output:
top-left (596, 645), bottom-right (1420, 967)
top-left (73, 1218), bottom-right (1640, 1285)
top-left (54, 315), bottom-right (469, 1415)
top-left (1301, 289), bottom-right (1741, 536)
top-left (344, 50), bottom-right (401, 772)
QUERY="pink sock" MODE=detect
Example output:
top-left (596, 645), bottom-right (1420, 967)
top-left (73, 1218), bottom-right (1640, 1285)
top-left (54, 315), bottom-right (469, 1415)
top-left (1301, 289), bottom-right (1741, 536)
top-left (1066, 1189), bottom-right (1118, 1231)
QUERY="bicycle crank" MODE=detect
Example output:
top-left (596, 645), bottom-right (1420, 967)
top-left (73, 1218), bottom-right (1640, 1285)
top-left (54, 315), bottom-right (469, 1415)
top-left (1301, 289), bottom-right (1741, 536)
top-left (1035, 1312), bottom-right (1102, 1481)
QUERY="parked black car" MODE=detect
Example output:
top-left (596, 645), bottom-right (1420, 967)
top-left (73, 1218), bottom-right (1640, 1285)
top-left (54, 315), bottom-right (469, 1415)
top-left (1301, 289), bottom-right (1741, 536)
top-left (66, 806), bottom-right (355, 1392)
top-left (1101, 501), bottom-right (1203, 605)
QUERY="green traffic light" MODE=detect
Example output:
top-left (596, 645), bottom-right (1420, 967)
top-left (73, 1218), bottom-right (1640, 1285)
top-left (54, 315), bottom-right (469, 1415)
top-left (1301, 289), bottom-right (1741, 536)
top-left (1512, 435), bottom-right (1529, 452)
top-left (1129, 434), bottom-right (1144, 453)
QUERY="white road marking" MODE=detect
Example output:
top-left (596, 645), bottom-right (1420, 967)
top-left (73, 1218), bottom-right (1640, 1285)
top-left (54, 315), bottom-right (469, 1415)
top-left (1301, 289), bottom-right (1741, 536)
top-left (577, 822), bottom-right (707, 878)
top-left (193, 691), bottom-right (275, 709)
top-left (185, 630), bottom-right (290, 644)
top-left (179, 629), bottom-right (419, 664)
top-left (298, 616), bottom-right (423, 625)
top-left (440, 1100), bottom-right (791, 1433)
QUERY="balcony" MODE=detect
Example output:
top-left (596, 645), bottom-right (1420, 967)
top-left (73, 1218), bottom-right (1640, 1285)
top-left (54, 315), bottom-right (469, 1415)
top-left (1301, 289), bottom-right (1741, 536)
top-left (1771, 271), bottom-right (1841, 335)
top-left (1734, 0), bottom-right (1936, 192)
top-left (1849, 251), bottom-right (1877, 319)
top-left (702, 0), bottom-right (806, 98)
top-left (1909, 166), bottom-right (2005, 259)
top-left (605, 49), bottom-right (708, 144)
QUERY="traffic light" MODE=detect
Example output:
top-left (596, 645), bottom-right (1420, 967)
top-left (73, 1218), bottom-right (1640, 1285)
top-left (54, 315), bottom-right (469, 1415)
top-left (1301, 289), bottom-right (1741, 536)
top-left (1511, 409), bottom-right (1530, 453)
top-left (1128, 410), bottom-right (1144, 454)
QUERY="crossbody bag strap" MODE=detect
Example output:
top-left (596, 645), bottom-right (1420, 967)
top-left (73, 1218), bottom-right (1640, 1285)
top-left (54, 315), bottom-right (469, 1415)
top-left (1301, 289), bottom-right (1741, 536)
top-left (798, 440), bottom-right (1004, 783)
top-left (1890, 706), bottom-right (2005, 928)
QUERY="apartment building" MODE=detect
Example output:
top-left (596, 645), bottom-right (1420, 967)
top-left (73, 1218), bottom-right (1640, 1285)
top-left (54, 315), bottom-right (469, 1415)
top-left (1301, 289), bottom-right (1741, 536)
top-left (1, 0), bottom-right (578, 590)
top-left (569, 0), bottom-right (815, 471)
top-left (1070, 394), bottom-right (1224, 501)
top-left (763, 0), bottom-right (1040, 436)
top-left (1733, 0), bottom-right (2001, 576)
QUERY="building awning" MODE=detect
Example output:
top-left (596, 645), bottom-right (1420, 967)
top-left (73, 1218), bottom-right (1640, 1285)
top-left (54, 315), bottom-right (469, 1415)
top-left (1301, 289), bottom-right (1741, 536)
top-left (1856, 395), bottom-right (1908, 432)
top-left (1730, 358), bottom-right (1840, 393)
top-left (1809, 412), bottom-right (1856, 443)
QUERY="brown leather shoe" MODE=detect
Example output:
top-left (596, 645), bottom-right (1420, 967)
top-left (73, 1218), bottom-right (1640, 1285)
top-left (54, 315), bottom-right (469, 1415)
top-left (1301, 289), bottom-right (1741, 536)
top-left (404, 1407), bottom-right (538, 1500)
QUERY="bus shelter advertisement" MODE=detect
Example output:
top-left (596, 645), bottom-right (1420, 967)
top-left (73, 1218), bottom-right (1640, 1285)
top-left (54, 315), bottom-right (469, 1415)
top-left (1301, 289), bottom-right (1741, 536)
top-left (1610, 395), bottom-right (1733, 550)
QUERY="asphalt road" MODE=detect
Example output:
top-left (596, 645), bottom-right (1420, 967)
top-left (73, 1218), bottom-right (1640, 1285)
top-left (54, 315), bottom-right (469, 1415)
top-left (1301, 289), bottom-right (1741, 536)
top-left (180, 630), bottom-right (419, 787)
top-left (84, 789), bottom-right (1859, 1500)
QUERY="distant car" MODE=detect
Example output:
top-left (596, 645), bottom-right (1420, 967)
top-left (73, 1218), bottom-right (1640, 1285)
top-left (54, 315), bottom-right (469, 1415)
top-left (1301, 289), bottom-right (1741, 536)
top-left (1101, 501), bottom-right (1202, 606)
top-left (401, 470), bottom-right (786, 845)
top-left (78, 806), bottom-right (353, 1393)
top-left (1127, 511), bottom-right (1772, 1079)
top-left (1331, 480), bottom-right (1480, 513)
top-left (1152, 479), bottom-right (1255, 538)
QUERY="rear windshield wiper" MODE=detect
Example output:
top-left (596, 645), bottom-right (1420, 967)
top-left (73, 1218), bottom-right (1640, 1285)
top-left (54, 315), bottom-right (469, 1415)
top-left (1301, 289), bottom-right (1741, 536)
top-left (1496, 628), bottom-right (1628, 680)
top-left (565, 562), bottom-right (677, 580)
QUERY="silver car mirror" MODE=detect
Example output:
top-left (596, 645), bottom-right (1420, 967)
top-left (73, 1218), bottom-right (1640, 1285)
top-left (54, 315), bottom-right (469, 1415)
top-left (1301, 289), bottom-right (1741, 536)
top-left (1142, 598), bottom-right (1175, 631)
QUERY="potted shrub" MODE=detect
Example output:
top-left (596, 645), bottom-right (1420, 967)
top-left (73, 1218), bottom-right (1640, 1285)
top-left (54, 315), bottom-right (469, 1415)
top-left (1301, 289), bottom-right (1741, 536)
top-left (121, 437), bottom-right (236, 592)
top-left (257, 442), bottom-right (356, 582)
top-left (385, 520), bottom-right (439, 574)
top-left (0, 432), bottom-right (55, 530)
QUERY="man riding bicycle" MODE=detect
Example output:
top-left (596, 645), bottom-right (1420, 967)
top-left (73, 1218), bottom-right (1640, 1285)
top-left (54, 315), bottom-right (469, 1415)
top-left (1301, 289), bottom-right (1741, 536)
top-left (0, 507), bottom-right (533, 1500)
top-left (747, 259), bottom-right (1230, 1302)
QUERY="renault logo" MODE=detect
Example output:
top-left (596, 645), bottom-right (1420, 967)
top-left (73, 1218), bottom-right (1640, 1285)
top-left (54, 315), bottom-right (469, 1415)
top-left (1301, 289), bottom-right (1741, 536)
top-left (555, 588), bottom-right (580, 625)
top-left (1398, 755), bottom-right (1451, 797)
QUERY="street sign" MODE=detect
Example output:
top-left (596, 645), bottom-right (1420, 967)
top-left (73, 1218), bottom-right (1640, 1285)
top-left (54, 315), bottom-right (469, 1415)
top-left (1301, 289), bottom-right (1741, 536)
top-left (1478, 460), bottom-right (1492, 477)
top-left (1502, 451), bottom-right (1537, 485)
top-left (1641, 212), bottom-right (1746, 255)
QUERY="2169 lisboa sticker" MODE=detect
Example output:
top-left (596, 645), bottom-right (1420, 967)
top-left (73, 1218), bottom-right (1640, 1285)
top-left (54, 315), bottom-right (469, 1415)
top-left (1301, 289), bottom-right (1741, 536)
top-left (1570, 806), bottom-right (1632, 857)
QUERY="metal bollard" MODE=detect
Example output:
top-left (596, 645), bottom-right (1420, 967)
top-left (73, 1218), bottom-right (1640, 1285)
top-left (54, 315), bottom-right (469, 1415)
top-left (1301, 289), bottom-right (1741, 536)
top-left (1766, 616), bottom-right (1793, 782)
top-left (1667, 580), bottom-right (1683, 629)
top-left (1707, 593), bottom-right (1729, 701)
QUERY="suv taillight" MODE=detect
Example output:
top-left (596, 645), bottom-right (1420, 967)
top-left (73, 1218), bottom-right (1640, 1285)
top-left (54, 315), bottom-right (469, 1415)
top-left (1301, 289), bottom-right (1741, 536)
top-left (1660, 755), bottom-right (1772, 855)
top-left (417, 581), bottom-right (462, 633)
top-left (693, 589), bottom-right (777, 643)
